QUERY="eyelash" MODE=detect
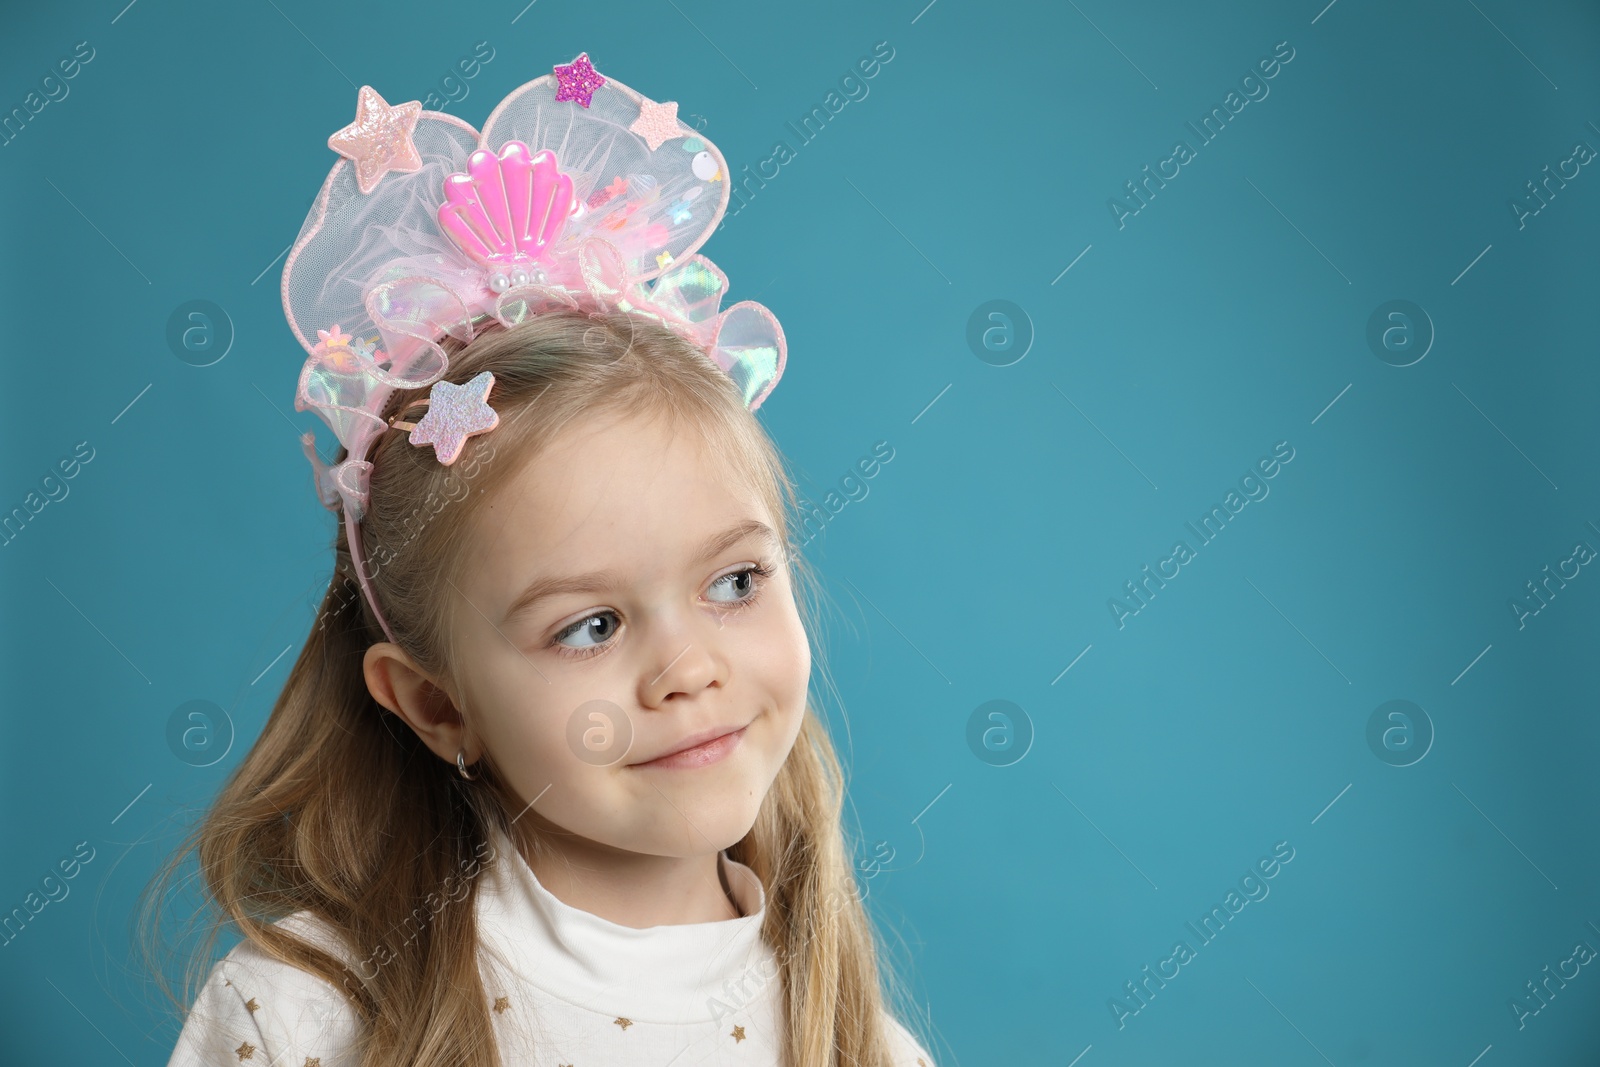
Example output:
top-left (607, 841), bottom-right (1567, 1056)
top-left (548, 561), bottom-right (775, 661)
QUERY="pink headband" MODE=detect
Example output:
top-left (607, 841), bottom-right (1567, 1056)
top-left (281, 52), bottom-right (787, 643)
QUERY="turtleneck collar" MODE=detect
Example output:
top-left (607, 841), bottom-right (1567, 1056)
top-left (474, 823), bottom-right (774, 1023)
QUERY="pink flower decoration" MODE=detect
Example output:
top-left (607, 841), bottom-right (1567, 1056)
top-left (315, 324), bottom-right (352, 351)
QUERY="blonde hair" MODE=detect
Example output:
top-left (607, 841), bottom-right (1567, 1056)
top-left (142, 310), bottom-right (930, 1066)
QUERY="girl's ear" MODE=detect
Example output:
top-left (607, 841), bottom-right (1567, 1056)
top-left (363, 642), bottom-right (471, 764)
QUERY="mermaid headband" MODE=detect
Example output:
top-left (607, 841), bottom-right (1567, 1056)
top-left (282, 52), bottom-right (787, 643)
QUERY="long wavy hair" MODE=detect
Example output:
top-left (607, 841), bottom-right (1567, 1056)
top-left (140, 309), bottom-right (930, 1066)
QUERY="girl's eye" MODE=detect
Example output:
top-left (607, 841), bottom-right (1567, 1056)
top-left (549, 562), bottom-right (774, 660)
top-left (707, 563), bottom-right (771, 605)
top-left (552, 611), bottom-right (620, 654)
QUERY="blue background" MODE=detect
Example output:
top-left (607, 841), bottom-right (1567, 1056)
top-left (2, 0), bottom-right (1598, 1063)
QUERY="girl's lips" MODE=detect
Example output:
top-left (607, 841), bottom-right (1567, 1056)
top-left (631, 726), bottom-right (746, 769)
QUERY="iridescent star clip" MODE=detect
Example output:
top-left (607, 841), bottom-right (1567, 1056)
top-left (327, 86), bottom-right (424, 195)
top-left (389, 371), bottom-right (500, 465)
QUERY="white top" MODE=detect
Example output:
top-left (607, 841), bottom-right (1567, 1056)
top-left (166, 825), bottom-right (936, 1066)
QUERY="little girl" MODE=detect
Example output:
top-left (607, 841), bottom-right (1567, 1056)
top-left (149, 54), bottom-right (937, 1067)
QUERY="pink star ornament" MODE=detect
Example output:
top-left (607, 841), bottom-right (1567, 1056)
top-left (629, 97), bottom-right (681, 150)
top-left (328, 86), bottom-right (424, 195)
top-left (407, 371), bottom-right (500, 465)
top-left (553, 52), bottom-right (606, 108)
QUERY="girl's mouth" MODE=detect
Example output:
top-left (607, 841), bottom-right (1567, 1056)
top-left (629, 725), bottom-right (746, 769)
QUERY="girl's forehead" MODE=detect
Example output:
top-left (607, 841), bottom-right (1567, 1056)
top-left (523, 411), bottom-right (755, 502)
top-left (475, 413), bottom-right (770, 561)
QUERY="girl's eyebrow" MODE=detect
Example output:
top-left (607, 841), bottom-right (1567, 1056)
top-left (500, 518), bottom-right (778, 624)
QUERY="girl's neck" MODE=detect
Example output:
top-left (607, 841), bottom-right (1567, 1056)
top-left (511, 823), bottom-right (743, 928)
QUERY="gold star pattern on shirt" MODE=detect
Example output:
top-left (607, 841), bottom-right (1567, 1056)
top-left (235, 1041), bottom-right (255, 1060)
top-left (614, 1016), bottom-right (633, 1030)
top-left (730, 1024), bottom-right (746, 1042)
top-left (493, 996), bottom-right (511, 1014)
top-left (244, 997), bottom-right (260, 1013)
top-left (305, 1060), bottom-right (322, 1067)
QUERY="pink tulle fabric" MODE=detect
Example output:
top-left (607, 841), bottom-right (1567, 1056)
top-left (280, 60), bottom-right (787, 642)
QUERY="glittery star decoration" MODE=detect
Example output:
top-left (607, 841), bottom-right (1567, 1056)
top-left (327, 86), bottom-right (424, 195)
top-left (553, 52), bottom-right (606, 108)
top-left (244, 997), bottom-right (260, 1013)
top-left (730, 1025), bottom-right (747, 1042)
top-left (629, 97), bottom-right (681, 150)
top-left (235, 1042), bottom-right (256, 1061)
top-left (407, 371), bottom-right (499, 465)
top-left (613, 1016), bottom-right (634, 1030)
top-left (304, 1060), bottom-right (322, 1067)
top-left (493, 996), bottom-right (511, 1013)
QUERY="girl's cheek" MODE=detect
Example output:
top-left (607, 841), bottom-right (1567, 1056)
top-left (538, 715), bottom-right (592, 769)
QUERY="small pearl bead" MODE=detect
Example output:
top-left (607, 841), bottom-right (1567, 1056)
top-left (488, 272), bottom-right (510, 293)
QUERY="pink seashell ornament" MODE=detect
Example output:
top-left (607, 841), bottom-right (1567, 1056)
top-left (437, 141), bottom-right (574, 294)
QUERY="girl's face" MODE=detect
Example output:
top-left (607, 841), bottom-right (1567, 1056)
top-left (447, 408), bottom-right (810, 859)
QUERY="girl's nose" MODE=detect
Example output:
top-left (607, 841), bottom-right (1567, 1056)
top-left (638, 631), bottom-right (724, 709)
